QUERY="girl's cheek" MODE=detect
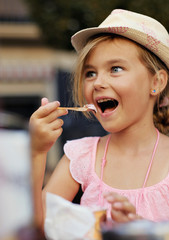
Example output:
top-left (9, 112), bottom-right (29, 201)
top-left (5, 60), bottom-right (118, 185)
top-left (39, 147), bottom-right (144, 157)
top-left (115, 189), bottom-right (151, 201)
top-left (84, 82), bottom-right (93, 101)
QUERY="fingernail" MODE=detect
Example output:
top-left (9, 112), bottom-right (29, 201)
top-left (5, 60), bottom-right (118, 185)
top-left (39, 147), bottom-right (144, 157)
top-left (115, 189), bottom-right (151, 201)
top-left (105, 195), bottom-right (114, 202)
top-left (128, 213), bottom-right (136, 219)
top-left (56, 101), bottom-right (60, 106)
top-left (103, 192), bottom-right (109, 197)
top-left (113, 202), bottom-right (123, 208)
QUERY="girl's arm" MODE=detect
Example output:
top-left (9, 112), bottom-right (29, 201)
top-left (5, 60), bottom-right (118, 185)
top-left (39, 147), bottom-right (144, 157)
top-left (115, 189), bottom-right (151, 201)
top-left (42, 154), bottom-right (80, 222)
top-left (30, 98), bottom-right (79, 230)
top-left (32, 153), bottom-right (80, 231)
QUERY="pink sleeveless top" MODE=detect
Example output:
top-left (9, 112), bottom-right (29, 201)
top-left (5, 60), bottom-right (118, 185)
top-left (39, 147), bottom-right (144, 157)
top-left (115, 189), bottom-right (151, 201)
top-left (64, 136), bottom-right (169, 222)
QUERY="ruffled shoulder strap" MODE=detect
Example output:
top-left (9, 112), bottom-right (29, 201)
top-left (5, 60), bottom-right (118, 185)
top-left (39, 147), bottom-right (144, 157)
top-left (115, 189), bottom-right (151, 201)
top-left (64, 137), bottom-right (99, 191)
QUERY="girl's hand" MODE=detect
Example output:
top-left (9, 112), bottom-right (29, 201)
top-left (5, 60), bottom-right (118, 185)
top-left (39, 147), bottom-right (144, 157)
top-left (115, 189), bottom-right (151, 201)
top-left (103, 192), bottom-right (141, 222)
top-left (29, 97), bottom-right (68, 155)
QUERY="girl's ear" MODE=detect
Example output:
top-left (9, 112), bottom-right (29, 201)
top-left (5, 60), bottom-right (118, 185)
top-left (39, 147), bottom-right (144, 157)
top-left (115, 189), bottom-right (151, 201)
top-left (150, 69), bottom-right (168, 95)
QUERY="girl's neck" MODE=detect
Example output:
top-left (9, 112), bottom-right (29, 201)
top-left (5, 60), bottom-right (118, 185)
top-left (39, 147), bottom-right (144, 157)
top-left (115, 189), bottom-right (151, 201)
top-left (109, 125), bottom-right (158, 154)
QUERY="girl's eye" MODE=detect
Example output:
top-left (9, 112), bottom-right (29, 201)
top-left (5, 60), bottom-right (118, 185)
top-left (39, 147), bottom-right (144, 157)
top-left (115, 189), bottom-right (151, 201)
top-left (85, 71), bottom-right (96, 78)
top-left (111, 66), bottom-right (123, 73)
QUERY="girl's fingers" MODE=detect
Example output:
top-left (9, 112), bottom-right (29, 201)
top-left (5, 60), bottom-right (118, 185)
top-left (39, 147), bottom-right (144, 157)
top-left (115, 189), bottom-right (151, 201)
top-left (29, 98), bottom-right (67, 154)
top-left (113, 200), bottom-right (136, 214)
top-left (41, 97), bottom-right (49, 106)
top-left (34, 118), bottom-right (64, 137)
top-left (38, 101), bottom-right (60, 117)
top-left (104, 192), bottom-right (138, 222)
top-left (103, 192), bottom-right (128, 203)
top-left (104, 192), bottom-right (136, 214)
top-left (39, 108), bottom-right (68, 124)
top-left (42, 126), bottom-right (63, 143)
top-left (111, 208), bottom-right (131, 223)
top-left (52, 127), bottom-right (63, 139)
top-left (128, 213), bottom-right (138, 220)
top-left (49, 118), bottom-right (64, 131)
top-left (32, 102), bottom-right (68, 121)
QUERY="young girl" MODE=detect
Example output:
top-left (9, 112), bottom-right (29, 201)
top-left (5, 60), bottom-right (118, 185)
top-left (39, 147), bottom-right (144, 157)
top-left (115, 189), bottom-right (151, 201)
top-left (30, 9), bottom-right (169, 228)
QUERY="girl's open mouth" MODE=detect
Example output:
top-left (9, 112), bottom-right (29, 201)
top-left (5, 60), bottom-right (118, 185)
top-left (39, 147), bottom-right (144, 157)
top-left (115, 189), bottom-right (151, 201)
top-left (97, 98), bottom-right (119, 113)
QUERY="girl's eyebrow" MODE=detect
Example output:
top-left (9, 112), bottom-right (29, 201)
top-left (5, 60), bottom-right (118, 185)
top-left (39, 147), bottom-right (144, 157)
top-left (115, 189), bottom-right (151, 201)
top-left (83, 64), bottom-right (94, 70)
top-left (106, 59), bottom-right (129, 65)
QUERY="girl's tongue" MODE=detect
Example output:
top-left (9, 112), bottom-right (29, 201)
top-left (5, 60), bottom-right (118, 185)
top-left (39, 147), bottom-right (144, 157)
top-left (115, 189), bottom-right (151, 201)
top-left (98, 99), bottom-right (119, 113)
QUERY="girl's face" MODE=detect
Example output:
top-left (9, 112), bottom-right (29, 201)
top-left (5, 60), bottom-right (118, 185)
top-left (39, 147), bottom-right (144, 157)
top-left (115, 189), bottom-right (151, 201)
top-left (83, 38), bottom-right (156, 133)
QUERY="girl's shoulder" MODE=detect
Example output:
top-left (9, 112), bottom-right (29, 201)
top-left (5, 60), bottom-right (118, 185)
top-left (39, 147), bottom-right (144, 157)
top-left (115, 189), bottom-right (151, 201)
top-left (63, 135), bottom-right (110, 159)
top-left (63, 136), bottom-right (101, 189)
top-left (63, 136), bottom-right (100, 160)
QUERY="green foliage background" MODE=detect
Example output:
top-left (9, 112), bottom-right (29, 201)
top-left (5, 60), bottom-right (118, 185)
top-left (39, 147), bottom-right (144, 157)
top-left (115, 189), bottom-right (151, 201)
top-left (26, 0), bottom-right (169, 50)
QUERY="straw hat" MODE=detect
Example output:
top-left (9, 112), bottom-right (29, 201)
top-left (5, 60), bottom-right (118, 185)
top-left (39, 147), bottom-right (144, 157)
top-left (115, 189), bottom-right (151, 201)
top-left (71, 9), bottom-right (169, 70)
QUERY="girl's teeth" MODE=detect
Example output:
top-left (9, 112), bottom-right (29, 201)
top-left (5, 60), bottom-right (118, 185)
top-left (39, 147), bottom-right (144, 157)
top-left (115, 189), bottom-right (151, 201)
top-left (97, 98), bottom-right (112, 103)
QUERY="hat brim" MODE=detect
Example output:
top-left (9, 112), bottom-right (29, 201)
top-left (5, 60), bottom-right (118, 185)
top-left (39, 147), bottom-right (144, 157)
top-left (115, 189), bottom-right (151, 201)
top-left (71, 26), bottom-right (169, 70)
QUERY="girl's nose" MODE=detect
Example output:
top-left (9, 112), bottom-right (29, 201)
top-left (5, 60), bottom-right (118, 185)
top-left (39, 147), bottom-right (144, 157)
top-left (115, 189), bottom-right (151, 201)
top-left (93, 75), bottom-right (108, 90)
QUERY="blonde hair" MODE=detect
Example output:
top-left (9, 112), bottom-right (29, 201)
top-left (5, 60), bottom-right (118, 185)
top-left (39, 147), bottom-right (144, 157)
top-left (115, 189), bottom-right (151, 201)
top-left (72, 34), bottom-right (169, 133)
top-left (138, 46), bottom-right (169, 134)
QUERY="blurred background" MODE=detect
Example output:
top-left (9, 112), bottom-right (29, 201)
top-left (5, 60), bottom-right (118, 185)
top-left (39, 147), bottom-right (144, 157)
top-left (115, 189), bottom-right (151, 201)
top-left (0, 0), bottom-right (169, 238)
top-left (1, 0), bottom-right (169, 172)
